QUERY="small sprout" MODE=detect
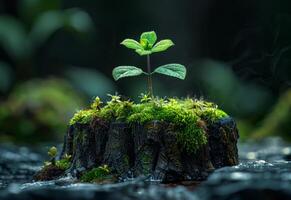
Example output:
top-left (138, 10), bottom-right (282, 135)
top-left (48, 146), bottom-right (57, 165)
top-left (99, 164), bottom-right (110, 173)
top-left (63, 153), bottom-right (72, 160)
top-left (107, 94), bottom-right (121, 103)
top-left (48, 146), bottom-right (57, 158)
top-left (140, 93), bottom-right (152, 103)
top-left (91, 97), bottom-right (103, 110)
top-left (44, 161), bottom-right (51, 167)
top-left (113, 31), bottom-right (186, 96)
top-left (55, 155), bottom-right (72, 170)
top-left (120, 31), bottom-right (173, 56)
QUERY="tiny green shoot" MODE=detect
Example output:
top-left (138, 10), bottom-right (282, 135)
top-left (48, 146), bottom-right (57, 165)
top-left (112, 31), bottom-right (187, 96)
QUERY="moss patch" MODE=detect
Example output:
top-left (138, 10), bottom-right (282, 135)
top-left (70, 109), bottom-right (98, 125)
top-left (80, 165), bottom-right (113, 183)
top-left (55, 157), bottom-right (71, 170)
top-left (69, 95), bottom-right (228, 152)
top-left (34, 164), bottom-right (65, 181)
top-left (34, 148), bottom-right (72, 181)
top-left (34, 152), bottom-right (72, 181)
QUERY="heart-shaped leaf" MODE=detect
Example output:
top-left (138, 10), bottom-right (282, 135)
top-left (152, 39), bottom-right (174, 53)
top-left (140, 31), bottom-right (157, 47)
top-left (121, 39), bottom-right (143, 50)
top-left (112, 66), bottom-right (145, 81)
top-left (153, 64), bottom-right (186, 80)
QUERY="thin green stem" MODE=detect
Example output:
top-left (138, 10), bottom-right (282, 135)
top-left (146, 55), bottom-right (153, 97)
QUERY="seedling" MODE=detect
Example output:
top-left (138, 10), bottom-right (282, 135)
top-left (112, 31), bottom-right (186, 96)
top-left (48, 146), bottom-right (58, 165)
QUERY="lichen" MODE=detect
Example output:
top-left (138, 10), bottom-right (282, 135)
top-left (80, 165), bottom-right (112, 183)
top-left (68, 95), bottom-right (229, 152)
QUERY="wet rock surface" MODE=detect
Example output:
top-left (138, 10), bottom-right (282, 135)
top-left (1, 137), bottom-right (291, 200)
top-left (0, 144), bottom-right (44, 189)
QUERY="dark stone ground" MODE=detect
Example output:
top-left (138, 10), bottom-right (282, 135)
top-left (1, 138), bottom-right (291, 200)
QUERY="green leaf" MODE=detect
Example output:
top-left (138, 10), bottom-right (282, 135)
top-left (140, 31), bottom-right (157, 47)
top-left (153, 64), bottom-right (187, 80)
top-left (135, 49), bottom-right (152, 56)
top-left (120, 39), bottom-right (143, 50)
top-left (152, 39), bottom-right (174, 53)
top-left (112, 66), bottom-right (145, 81)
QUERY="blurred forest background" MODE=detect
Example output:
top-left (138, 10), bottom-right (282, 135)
top-left (0, 0), bottom-right (291, 143)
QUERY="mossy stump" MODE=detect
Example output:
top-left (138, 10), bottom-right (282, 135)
top-left (35, 97), bottom-right (239, 183)
top-left (58, 118), bottom-right (238, 182)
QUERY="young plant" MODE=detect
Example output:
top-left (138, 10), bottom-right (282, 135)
top-left (48, 146), bottom-right (58, 165)
top-left (112, 31), bottom-right (186, 96)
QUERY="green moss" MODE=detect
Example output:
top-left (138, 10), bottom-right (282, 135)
top-left (177, 98), bottom-right (228, 122)
top-left (55, 157), bottom-right (71, 170)
top-left (69, 109), bottom-right (98, 125)
top-left (69, 95), bottom-right (229, 152)
top-left (80, 165), bottom-right (111, 183)
top-left (99, 95), bottom-right (133, 121)
top-left (197, 107), bottom-right (228, 122)
top-left (43, 150), bottom-right (72, 171)
top-left (91, 97), bottom-right (103, 110)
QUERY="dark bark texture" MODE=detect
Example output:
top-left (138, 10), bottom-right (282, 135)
top-left (58, 117), bottom-right (239, 182)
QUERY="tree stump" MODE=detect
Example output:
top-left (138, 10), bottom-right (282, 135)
top-left (55, 117), bottom-right (239, 182)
